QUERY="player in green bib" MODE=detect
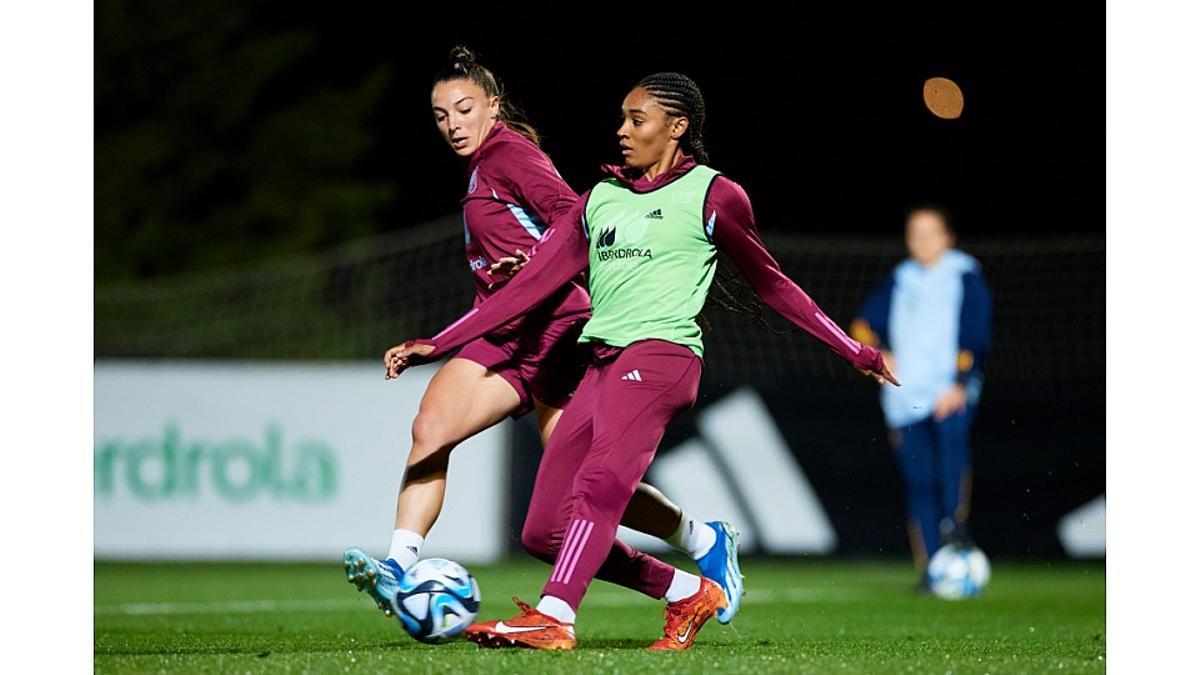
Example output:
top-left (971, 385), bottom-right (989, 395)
top-left (391, 72), bottom-right (899, 651)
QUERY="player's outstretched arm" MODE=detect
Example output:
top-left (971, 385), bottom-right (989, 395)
top-left (708, 177), bottom-right (898, 386)
top-left (384, 198), bottom-right (590, 379)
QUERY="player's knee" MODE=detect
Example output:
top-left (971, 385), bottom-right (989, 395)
top-left (520, 520), bottom-right (557, 562)
top-left (576, 467), bottom-right (636, 514)
top-left (409, 412), bottom-right (457, 461)
top-left (896, 455), bottom-right (935, 487)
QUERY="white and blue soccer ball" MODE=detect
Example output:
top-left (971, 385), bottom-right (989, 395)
top-left (926, 544), bottom-right (991, 600)
top-left (390, 558), bottom-right (481, 643)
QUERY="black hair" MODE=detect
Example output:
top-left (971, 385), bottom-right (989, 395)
top-left (635, 72), bottom-right (709, 164)
top-left (705, 262), bottom-right (810, 337)
top-left (433, 46), bottom-right (540, 147)
top-left (905, 203), bottom-right (956, 236)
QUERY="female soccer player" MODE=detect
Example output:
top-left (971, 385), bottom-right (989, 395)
top-left (851, 205), bottom-right (993, 584)
top-left (388, 72), bottom-right (899, 650)
top-left (343, 50), bottom-right (741, 626)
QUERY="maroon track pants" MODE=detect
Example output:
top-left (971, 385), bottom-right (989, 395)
top-left (519, 339), bottom-right (703, 610)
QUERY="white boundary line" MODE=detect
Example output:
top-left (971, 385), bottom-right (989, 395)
top-left (94, 588), bottom-right (868, 616)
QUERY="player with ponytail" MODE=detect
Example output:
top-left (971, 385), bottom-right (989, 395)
top-left (342, 50), bottom-right (736, 632)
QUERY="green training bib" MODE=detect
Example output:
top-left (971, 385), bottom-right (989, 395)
top-left (580, 165), bottom-right (720, 357)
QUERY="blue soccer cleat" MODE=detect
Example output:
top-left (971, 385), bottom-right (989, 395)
top-left (695, 521), bottom-right (745, 624)
top-left (343, 547), bottom-right (405, 617)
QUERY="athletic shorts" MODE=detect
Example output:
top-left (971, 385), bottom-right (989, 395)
top-left (455, 315), bottom-right (589, 418)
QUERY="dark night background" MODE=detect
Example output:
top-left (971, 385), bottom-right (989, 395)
top-left (96, 2), bottom-right (1102, 281)
top-left (95, 3), bottom-right (1104, 558)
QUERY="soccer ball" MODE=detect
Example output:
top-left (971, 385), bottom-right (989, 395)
top-left (390, 558), bottom-right (481, 643)
top-left (926, 544), bottom-right (991, 600)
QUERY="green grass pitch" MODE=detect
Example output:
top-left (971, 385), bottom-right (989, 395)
top-left (95, 557), bottom-right (1104, 673)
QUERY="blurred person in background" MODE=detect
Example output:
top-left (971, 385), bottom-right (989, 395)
top-left (851, 205), bottom-right (993, 587)
top-left (344, 47), bottom-right (740, 624)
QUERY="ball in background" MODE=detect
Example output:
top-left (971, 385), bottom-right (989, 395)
top-left (926, 544), bottom-right (991, 600)
top-left (390, 558), bottom-right (481, 643)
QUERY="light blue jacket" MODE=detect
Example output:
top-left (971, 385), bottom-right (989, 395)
top-left (852, 249), bottom-right (993, 428)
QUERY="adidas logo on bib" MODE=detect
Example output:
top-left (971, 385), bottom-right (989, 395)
top-left (621, 369), bottom-right (643, 382)
top-left (644, 208), bottom-right (663, 219)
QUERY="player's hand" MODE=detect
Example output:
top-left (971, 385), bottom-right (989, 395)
top-left (881, 349), bottom-right (897, 376)
top-left (486, 249), bottom-right (530, 288)
top-left (383, 341), bottom-right (436, 380)
top-left (933, 384), bottom-right (967, 420)
top-left (858, 351), bottom-right (901, 387)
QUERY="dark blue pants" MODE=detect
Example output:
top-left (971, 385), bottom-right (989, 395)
top-left (894, 405), bottom-right (974, 562)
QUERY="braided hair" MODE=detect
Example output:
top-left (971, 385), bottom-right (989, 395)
top-left (635, 72), bottom-right (709, 164)
top-left (433, 46), bottom-right (541, 147)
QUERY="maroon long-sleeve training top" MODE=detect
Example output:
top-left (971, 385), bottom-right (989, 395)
top-left (459, 121), bottom-right (590, 336)
top-left (421, 155), bottom-right (882, 373)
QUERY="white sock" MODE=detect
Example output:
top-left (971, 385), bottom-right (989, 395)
top-left (664, 569), bottom-right (702, 604)
top-left (536, 595), bottom-right (576, 625)
top-left (387, 529), bottom-right (424, 570)
top-left (668, 513), bottom-right (717, 560)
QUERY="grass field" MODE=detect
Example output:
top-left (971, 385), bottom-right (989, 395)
top-left (95, 557), bottom-right (1104, 674)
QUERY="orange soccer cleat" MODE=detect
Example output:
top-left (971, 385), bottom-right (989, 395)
top-left (465, 597), bottom-right (576, 651)
top-left (647, 577), bottom-right (727, 651)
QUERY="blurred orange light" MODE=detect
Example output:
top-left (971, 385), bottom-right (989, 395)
top-left (923, 77), bottom-right (964, 119)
